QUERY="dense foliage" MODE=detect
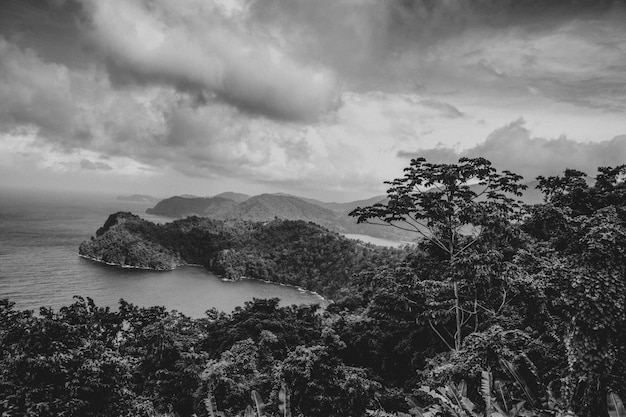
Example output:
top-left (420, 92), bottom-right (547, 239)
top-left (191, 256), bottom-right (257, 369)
top-left (3, 159), bottom-right (626, 417)
top-left (80, 216), bottom-right (403, 297)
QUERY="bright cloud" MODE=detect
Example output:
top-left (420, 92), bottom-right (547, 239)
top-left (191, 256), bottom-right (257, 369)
top-left (399, 118), bottom-right (626, 182)
top-left (78, 0), bottom-right (340, 121)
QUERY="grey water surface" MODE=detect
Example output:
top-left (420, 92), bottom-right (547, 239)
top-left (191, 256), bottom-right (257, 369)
top-left (0, 188), bottom-right (327, 317)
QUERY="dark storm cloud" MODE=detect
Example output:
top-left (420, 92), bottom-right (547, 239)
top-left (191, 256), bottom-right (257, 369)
top-left (1, 0), bottom-right (626, 196)
top-left (3, 0), bottom-right (626, 122)
top-left (1, 0), bottom-right (340, 122)
top-left (0, 38), bottom-right (82, 139)
top-left (247, 0), bottom-right (625, 82)
top-left (74, 0), bottom-right (340, 122)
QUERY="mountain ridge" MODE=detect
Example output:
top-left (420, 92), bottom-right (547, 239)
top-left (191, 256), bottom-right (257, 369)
top-left (145, 182), bottom-right (543, 241)
top-left (146, 193), bottom-right (413, 240)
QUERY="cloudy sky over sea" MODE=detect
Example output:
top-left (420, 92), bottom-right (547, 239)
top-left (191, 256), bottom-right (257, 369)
top-left (1, 0), bottom-right (625, 200)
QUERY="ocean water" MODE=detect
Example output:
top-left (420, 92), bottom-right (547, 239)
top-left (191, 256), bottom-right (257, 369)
top-left (0, 188), bottom-right (327, 317)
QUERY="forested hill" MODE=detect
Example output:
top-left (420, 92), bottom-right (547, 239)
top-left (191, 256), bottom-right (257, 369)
top-left (224, 194), bottom-right (341, 229)
top-left (144, 184), bottom-right (543, 241)
top-left (79, 212), bottom-right (404, 296)
top-left (145, 196), bottom-right (238, 218)
top-left (146, 193), bottom-right (414, 240)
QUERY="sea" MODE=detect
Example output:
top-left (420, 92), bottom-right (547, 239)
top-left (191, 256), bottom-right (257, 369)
top-left (0, 188), bottom-right (328, 318)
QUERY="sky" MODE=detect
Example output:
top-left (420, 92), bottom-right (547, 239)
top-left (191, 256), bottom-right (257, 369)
top-left (0, 0), bottom-right (625, 201)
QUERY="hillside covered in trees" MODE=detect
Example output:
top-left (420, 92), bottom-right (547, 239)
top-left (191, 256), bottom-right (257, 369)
top-left (2, 158), bottom-right (626, 417)
top-left (79, 214), bottom-right (403, 296)
top-left (146, 193), bottom-right (419, 241)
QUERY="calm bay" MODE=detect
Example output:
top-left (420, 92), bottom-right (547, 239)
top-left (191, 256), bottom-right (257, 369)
top-left (0, 188), bottom-right (327, 317)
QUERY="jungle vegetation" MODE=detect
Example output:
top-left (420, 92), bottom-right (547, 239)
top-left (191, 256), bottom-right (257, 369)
top-left (1, 157), bottom-right (625, 417)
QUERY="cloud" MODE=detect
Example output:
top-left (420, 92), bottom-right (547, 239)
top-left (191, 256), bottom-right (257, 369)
top-left (4, 31), bottom-right (622, 197)
top-left (74, 0), bottom-right (339, 121)
top-left (2, 0), bottom-right (626, 199)
top-left (0, 38), bottom-right (81, 139)
top-left (0, 36), bottom-right (355, 192)
top-left (0, 36), bottom-right (184, 152)
top-left (7, 0), bottom-right (626, 119)
top-left (398, 118), bottom-right (626, 181)
top-left (80, 159), bottom-right (112, 170)
top-left (419, 99), bottom-right (465, 118)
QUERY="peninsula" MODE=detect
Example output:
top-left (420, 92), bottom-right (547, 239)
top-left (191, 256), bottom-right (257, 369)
top-left (79, 211), bottom-right (402, 297)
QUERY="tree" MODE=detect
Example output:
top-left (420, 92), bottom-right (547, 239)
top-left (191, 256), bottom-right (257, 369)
top-left (536, 165), bottom-right (626, 216)
top-left (350, 157), bottom-right (527, 351)
top-left (530, 166), bottom-right (626, 417)
top-left (0, 298), bottom-right (137, 417)
top-left (278, 329), bottom-right (380, 417)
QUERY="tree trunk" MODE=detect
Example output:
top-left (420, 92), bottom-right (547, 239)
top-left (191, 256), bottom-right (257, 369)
top-left (454, 281), bottom-right (462, 351)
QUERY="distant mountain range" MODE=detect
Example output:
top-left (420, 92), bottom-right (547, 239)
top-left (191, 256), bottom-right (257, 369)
top-left (116, 194), bottom-right (160, 203)
top-left (145, 183), bottom-right (544, 242)
top-left (145, 193), bottom-right (408, 240)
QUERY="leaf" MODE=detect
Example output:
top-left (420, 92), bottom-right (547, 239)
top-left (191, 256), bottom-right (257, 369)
top-left (204, 393), bottom-right (217, 417)
top-left (405, 396), bottom-right (426, 417)
top-left (279, 383), bottom-right (291, 417)
top-left (461, 397), bottom-right (478, 416)
top-left (545, 380), bottom-right (561, 410)
top-left (251, 390), bottom-right (265, 417)
top-left (493, 379), bottom-right (508, 412)
top-left (458, 380), bottom-right (468, 398)
top-left (608, 392), bottom-right (626, 417)
top-left (245, 405), bottom-right (256, 417)
top-left (444, 385), bottom-right (466, 414)
top-left (499, 359), bottom-right (536, 408)
top-left (481, 370), bottom-right (492, 413)
top-left (508, 401), bottom-right (526, 417)
top-left (405, 395), bottom-right (421, 410)
top-left (420, 386), bottom-right (458, 415)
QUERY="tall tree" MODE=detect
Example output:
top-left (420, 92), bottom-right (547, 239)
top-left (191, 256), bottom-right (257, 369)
top-left (350, 157), bottom-right (527, 350)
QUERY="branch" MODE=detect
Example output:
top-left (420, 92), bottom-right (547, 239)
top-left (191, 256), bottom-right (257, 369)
top-left (472, 184), bottom-right (490, 201)
top-left (399, 218), bottom-right (428, 235)
top-left (428, 319), bottom-right (454, 351)
top-left (361, 220), bottom-right (418, 234)
top-left (474, 298), bottom-right (479, 332)
top-left (405, 213), bottom-right (430, 231)
top-left (402, 221), bottom-right (450, 253)
top-left (430, 182), bottom-right (444, 193)
top-left (496, 288), bottom-right (508, 314)
top-left (405, 213), bottom-right (451, 254)
top-left (453, 231), bottom-right (483, 258)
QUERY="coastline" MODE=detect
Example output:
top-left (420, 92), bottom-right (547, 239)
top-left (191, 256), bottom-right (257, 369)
top-left (78, 254), bottom-right (331, 304)
top-left (77, 253), bottom-right (177, 271)
top-left (232, 275), bottom-right (330, 304)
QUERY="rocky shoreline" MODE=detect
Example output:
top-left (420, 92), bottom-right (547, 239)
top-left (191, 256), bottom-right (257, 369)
top-left (77, 253), bottom-right (176, 271)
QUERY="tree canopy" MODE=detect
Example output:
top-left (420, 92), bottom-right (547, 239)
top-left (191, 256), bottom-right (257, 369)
top-left (2, 158), bottom-right (626, 417)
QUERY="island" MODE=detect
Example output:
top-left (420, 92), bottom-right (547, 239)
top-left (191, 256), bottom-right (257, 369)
top-left (79, 211), bottom-right (402, 296)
